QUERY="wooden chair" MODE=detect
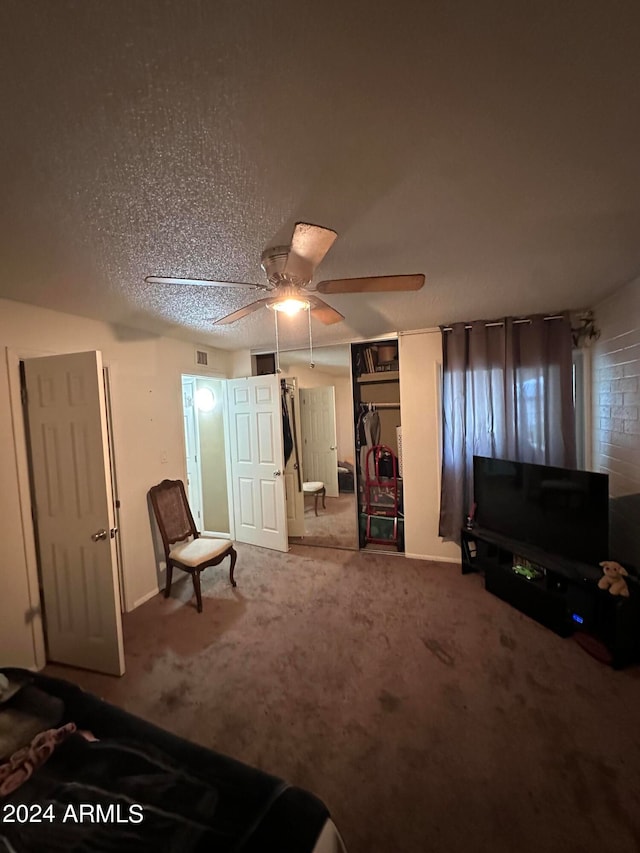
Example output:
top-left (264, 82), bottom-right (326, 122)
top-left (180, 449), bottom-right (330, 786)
top-left (149, 479), bottom-right (237, 613)
top-left (303, 481), bottom-right (326, 516)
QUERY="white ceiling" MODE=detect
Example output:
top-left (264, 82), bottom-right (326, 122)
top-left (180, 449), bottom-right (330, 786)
top-left (1, 1), bottom-right (639, 352)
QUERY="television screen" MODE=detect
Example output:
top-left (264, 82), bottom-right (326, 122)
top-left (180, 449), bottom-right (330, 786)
top-left (473, 456), bottom-right (609, 565)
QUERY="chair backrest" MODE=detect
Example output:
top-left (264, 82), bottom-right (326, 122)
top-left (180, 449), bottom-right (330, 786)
top-left (149, 479), bottom-right (197, 550)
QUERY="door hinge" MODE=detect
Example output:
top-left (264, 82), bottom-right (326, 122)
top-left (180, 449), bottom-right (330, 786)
top-left (21, 384), bottom-right (28, 406)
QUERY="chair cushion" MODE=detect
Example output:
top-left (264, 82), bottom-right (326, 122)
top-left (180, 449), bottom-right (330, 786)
top-left (303, 481), bottom-right (324, 493)
top-left (169, 537), bottom-right (232, 567)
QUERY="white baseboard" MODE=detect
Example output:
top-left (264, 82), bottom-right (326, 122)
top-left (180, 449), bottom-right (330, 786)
top-left (132, 586), bottom-right (160, 610)
top-left (405, 552), bottom-right (461, 564)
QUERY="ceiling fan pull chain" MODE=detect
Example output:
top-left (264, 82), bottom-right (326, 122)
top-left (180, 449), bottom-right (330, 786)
top-left (308, 307), bottom-right (315, 369)
top-left (274, 309), bottom-right (282, 374)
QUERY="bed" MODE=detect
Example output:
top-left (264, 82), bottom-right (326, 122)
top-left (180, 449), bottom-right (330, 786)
top-left (0, 668), bottom-right (346, 852)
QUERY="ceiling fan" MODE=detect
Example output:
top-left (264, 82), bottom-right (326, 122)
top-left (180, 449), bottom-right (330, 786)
top-left (145, 222), bottom-right (425, 325)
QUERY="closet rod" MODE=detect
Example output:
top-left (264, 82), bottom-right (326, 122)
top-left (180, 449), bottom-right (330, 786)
top-left (359, 402), bottom-right (400, 409)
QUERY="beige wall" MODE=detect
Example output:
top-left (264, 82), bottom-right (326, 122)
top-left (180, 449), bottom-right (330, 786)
top-left (399, 331), bottom-right (460, 563)
top-left (592, 277), bottom-right (640, 570)
top-left (231, 348), bottom-right (252, 377)
top-left (195, 378), bottom-right (229, 533)
top-left (0, 298), bottom-right (231, 669)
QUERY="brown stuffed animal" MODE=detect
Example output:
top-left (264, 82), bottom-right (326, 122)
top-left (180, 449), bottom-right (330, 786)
top-left (598, 561), bottom-right (630, 597)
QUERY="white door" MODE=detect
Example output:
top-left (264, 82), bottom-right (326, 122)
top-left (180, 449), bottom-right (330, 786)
top-left (24, 351), bottom-right (125, 676)
top-left (227, 376), bottom-right (288, 551)
top-left (182, 378), bottom-right (203, 526)
top-left (300, 386), bottom-right (340, 498)
top-left (284, 381), bottom-right (305, 537)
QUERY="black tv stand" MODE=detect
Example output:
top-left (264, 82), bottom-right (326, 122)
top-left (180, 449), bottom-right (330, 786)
top-left (461, 526), bottom-right (640, 668)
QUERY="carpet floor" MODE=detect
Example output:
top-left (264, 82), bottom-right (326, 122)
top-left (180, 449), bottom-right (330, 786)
top-left (45, 543), bottom-right (640, 853)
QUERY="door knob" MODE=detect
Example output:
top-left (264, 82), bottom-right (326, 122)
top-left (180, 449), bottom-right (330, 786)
top-left (330, 445), bottom-right (337, 450)
top-left (273, 470), bottom-right (282, 477)
top-left (91, 529), bottom-right (108, 542)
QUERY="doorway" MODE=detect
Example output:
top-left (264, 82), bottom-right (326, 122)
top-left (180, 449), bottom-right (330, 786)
top-left (280, 345), bottom-right (358, 550)
top-left (300, 386), bottom-right (340, 497)
top-left (181, 375), bottom-right (230, 537)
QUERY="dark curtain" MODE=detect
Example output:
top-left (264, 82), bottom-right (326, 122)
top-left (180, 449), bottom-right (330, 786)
top-left (439, 313), bottom-right (576, 541)
top-left (281, 387), bottom-right (293, 465)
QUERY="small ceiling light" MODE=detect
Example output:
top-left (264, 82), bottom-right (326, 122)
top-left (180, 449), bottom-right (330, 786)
top-left (195, 387), bottom-right (215, 412)
top-left (268, 297), bottom-right (311, 317)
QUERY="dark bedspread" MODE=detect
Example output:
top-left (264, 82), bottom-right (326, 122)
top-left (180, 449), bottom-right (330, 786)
top-left (0, 669), bottom-right (328, 853)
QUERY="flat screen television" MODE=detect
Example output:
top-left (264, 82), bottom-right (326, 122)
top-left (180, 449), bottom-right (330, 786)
top-left (473, 456), bottom-right (609, 565)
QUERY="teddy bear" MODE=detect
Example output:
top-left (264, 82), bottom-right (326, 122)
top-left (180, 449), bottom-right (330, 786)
top-left (598, 561), bottom-right (630, 597)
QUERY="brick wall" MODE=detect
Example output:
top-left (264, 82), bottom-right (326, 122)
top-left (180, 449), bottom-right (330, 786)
top-left (592, 276), bottom-right (640, 570)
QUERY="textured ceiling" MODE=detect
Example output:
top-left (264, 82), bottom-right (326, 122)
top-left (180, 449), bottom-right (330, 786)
top-left (1, 1), bottom-right (640, 352)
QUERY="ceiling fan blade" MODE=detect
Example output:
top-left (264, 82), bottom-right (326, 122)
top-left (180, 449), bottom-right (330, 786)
top-left (316, 274), bottom-right (425, 294)
top-left (284, 222), bottom-right (338, 281)
top-left (146, 276), bottom-right (268, 290)
top-left (308, 295), bottom-right (345, 325)
top-left (211, 298), bottom-right (271, 325)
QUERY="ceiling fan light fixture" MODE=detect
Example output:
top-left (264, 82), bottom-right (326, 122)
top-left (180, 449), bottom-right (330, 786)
top-left (268, 296), bottom-right (311, 317)
top-left (149, 221), bottom-right (421, 327)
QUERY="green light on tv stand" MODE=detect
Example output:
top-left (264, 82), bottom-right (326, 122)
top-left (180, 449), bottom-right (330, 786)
top-left (511, 563), bottom-right (544, 581)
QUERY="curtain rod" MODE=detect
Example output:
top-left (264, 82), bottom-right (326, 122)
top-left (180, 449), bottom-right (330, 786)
top-left (441, 314), bottom-right (565, 332)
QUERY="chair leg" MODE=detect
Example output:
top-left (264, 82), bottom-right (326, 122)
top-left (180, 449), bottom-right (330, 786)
top-left (164, 562), bottom-right (174, 598)
top-left (191, 570), bottom-right (203, 613)
top-left (314, 493), bottom-right (319, 516)
top-left (321, 487), bottom-right (326, 509)
top-left (228, 546), bottom-right (237, 588)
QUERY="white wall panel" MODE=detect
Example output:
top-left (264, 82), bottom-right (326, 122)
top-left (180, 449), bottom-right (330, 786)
top-left (257, 412), bottom-right (276, 464)
top-left (238, 478), bottom-right (256, 527)
top-left (235, 413), bottom-right (252, 463)
top-left (260, 480), bottom-right (278, 531)
top-left (592, 276), bottom-right (640, 569)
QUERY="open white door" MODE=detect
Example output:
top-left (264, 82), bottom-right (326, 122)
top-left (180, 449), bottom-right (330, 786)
top-left (284, 380), bottom-right (305, 537)
top-left (227, 375), bottom-right (288, 551)
top-left (300, 386), bottom-right (340, 498)
top-left (182, 377), bottom-right (204, 526)
top-left (24, 351), bottom-right (125, 676)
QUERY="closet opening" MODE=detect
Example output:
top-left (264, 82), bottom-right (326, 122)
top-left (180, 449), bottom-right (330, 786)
top-left (351, 340), bottom-right (404, 553)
